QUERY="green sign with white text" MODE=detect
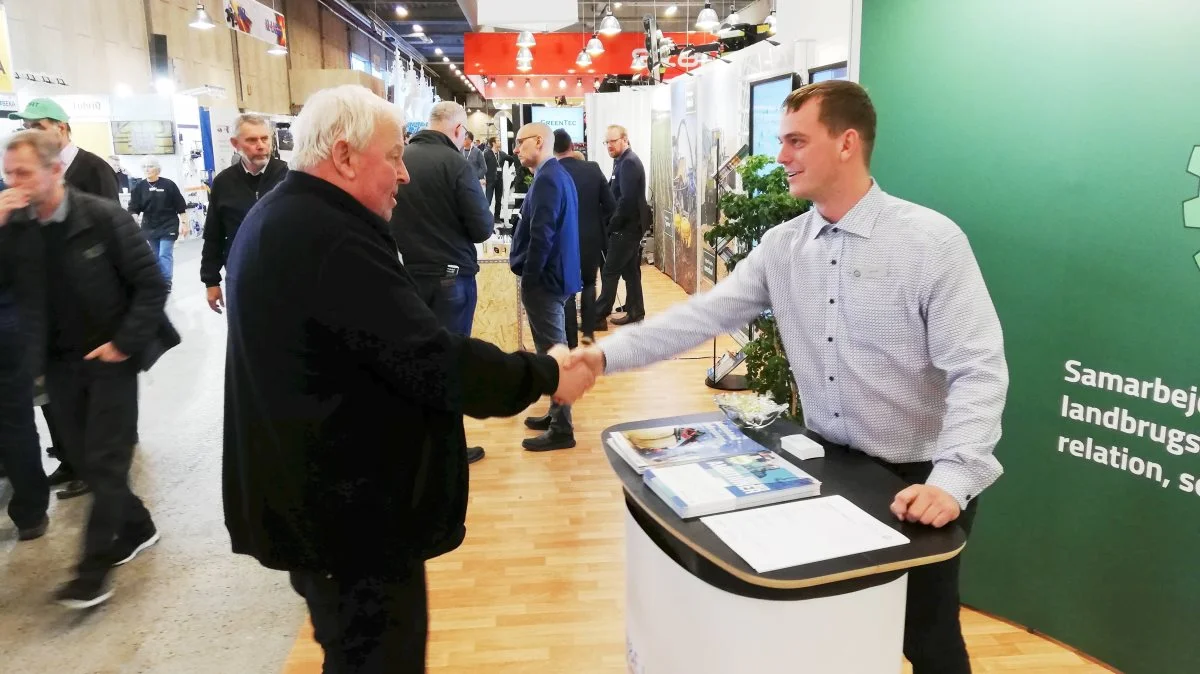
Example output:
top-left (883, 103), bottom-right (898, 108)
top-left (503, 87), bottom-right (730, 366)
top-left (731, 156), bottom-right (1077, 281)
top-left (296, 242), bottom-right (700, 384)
top-left (861, 1), bottom-right (1200, 672)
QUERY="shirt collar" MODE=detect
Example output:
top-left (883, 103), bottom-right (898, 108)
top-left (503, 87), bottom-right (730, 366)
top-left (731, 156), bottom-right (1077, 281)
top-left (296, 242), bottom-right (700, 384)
top-left (241, 157), bottom-right (267, 176)
top-left (536, 155), bottom-right (554, 172)
top-left (809, 181), bottom-right (885, 242)
top-left (60, 143), bottom-right (79, 171)
top-left (35, 192), bottom-right (70, 225)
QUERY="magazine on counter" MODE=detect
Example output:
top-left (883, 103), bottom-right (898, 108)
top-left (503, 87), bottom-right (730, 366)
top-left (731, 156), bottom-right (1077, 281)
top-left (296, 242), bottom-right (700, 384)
top-left (644, 450), bottom-right (821, 519)
top-left (606, 420), bottom-right (769, 474)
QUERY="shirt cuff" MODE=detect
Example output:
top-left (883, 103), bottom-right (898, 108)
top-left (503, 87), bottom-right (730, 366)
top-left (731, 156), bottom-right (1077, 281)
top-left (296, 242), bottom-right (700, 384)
top-left (925, 461), bottom-right (987, 511)
top-left (599, 336), bottom-right (636, 374)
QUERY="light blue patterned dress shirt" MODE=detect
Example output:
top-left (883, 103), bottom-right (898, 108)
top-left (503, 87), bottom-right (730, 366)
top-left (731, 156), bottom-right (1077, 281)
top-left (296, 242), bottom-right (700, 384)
top-left (601, 183), bottom-right (1008, 508)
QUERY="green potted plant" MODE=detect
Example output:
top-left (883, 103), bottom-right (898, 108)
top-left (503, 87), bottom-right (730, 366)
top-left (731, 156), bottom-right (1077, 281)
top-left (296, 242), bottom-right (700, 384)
top-left (703, 155), bottom-right (810, 418)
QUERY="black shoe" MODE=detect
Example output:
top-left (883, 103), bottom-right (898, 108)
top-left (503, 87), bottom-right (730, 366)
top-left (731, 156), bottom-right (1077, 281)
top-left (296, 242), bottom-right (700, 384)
top-left (110, 524), bottom-right (160, 566)
top-left (47, 464), bottom-right (75, 486)
top-left (56, 480), bottom-right (91, 500)
top-left (18, 515), bottom-right (49, 541)
top-left (524, 414), bottom-right (552, 431)
top-left (611, 313), bottom-right (644, 326)
top-left (593, 320), bottom-right (609, 333)
top-left (466, 447), bottom-right (486, 464)
top-left (54, 576), bottom-right (113, 610)
top-left (522, 430), bottom-right (576, 452)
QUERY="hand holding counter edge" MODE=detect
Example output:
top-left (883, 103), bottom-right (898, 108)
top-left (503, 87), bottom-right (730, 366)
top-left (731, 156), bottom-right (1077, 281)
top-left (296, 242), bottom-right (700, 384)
top-left (585, 81), bottom-right (1009, 674)
top-left (220, 85), bottom-right (573, 673)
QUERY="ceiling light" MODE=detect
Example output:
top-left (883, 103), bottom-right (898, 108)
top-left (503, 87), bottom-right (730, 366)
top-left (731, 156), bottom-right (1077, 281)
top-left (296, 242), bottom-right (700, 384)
top-left (490, 80), bottom-right (497, 88)
top-left (516, 47), bottom-right (533, 61)
top-left (516, 61), bottom-right (532, 72)
top-left (516, 31), bottom-right (536, 48)
top-left (599, 4), bottom-right (621, 35)
top-left (576, 49), bottom-right (592, 67)
top-left (664, 5), bottom-right (677, 16)
top-left (268, 44), bottom-right (288, 56)
top-left (541, 78), bottom-right (550, 89)
top-left (507, 78), bottom-right (515, 88)
top-left (412, 24), bottom-right (423, 33)
top-left (722, 4), bottom-right (740, 27)
top-left (614, 1), bottom-right (622, 7)
top-left (594, 79), bottom-right (602, 89)
top-left (765, 10), bottom-right (777, 34)
top-left (435, 47), bottom-right (443, 55)
top-left (559, 78), bottom-right (566, 89)
top-left (450, 64), bottom-right (457, 70)
top-left (696, 1), bottom-right (719, 31)
top-left (631, 54), bottom-right (647, 70)
top-left (442, 56), bottom-right (449, 62)
top-left (525, 78), bottom-right (532, 87)
top-left (395, 4), bottom-right (408, 18)
top-left (576, 78), bottom-right (583, 87)
top-left (155, 77), bottom-right (176, 95)
top-left (586, 34), bottom-right (605, 55)
top-left (189, 3), bottom-right (215, 29)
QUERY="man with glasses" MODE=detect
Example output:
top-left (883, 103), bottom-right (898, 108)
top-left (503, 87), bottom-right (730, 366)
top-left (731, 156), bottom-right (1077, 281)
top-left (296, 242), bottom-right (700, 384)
top-left (595, 124), bottom-right (647, 329)
top-left (391, 101), bottom-right (493, 464)
top-left (511, 124), bottom-right (582, 452)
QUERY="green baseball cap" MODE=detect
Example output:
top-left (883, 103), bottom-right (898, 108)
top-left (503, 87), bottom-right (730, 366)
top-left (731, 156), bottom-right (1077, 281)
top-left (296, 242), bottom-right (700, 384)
top-left (9, 98), bottom-right (69, 123)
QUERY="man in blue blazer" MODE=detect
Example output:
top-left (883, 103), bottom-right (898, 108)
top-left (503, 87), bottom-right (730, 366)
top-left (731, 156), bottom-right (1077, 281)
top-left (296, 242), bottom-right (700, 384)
top-left (510, 123), bottom-right (582, 451)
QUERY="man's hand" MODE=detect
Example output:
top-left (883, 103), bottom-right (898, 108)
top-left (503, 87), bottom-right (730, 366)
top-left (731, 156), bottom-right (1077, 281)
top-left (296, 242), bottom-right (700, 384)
top-left (84, 342), bottom-right (129, 363)
top-left (207, 286), bottom-right (225, 314)
top-left (890, 484), bottom-right (961, 528)
top-left (548, 344), bottom-right (595, 404)
top-left (0, 188), bottom-right (30, 225)
top-left (564, 345), bottom-right (606, 378)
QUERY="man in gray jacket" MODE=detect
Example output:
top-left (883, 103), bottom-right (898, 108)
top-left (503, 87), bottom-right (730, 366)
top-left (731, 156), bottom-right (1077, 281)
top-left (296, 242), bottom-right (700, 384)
top-left (391, 102), bottom-right (494, 464)
top-left (462, 131), bottom-right (487, 183)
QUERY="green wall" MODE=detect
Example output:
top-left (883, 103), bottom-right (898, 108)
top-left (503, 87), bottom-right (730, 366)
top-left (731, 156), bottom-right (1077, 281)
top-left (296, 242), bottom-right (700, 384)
top-left (860, 1), bottom-right (1200, 672)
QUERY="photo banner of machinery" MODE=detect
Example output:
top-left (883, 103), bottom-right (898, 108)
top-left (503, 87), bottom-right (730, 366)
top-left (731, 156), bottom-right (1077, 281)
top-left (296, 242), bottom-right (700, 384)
top-left (222, 0), bottom-right (288, 49)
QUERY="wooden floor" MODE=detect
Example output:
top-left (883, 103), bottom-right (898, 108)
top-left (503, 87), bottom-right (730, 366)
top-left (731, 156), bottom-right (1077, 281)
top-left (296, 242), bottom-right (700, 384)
top-left (282, 266), bottom-right (1114, 674)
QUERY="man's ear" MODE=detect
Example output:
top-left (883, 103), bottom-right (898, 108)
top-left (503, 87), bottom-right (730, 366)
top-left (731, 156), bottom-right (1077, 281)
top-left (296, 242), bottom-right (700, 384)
top-left (331, 139), bottom-right (356, 179)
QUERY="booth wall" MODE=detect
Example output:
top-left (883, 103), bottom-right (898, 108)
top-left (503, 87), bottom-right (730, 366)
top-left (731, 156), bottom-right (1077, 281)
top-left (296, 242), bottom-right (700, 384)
top-left (775, 0), bottom-right (856, 73)
top-left (860, 2), bottom-right (1200, 672)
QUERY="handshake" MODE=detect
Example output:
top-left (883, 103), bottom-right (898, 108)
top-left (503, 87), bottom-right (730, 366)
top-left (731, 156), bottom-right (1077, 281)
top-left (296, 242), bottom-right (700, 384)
top-left (547, 344), bottom-right (607, 405)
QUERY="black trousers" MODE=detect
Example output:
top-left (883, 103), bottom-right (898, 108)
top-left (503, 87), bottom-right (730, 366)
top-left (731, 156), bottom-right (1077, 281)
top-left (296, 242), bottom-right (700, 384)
top-left (879, 459), bottom-right (979, 674)
top-left (596, 230), bottom-right (644, 320)
top-left (564, 253), bottom-right (602, 347)
top-left (0, 314), bottom-right (49, 529)
top-left (45, 358), bottom-right (152, 581)
top-left (40, 402), bottom-right (74, 470)
top-left (486, 175), bottom-right (504, 222)
top-left (290, 565), bottom-right (428, 674)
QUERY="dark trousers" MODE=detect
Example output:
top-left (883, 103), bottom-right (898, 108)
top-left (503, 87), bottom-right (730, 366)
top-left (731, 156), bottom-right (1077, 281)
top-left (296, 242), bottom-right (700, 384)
top-left (879, 459), bottom-right (979, 674)
top-left (45, 358), bottom-right (152, 581)
top-left (596, 230), bottom-right (644, 320)
top-left (486, 175), bottom-right (504, 222)
top-left (290, 565), bottom-right (428, 674)
top-left (564, 254), bottom-right (602, 347)
top-left (40, 402), bottom-right (74, 470)
top-left (521, 283), bottom-right (572, 433)
top-left (0, 314), bottom-right (49, 529)
top-left (410, 274), bottom-right (477, 337)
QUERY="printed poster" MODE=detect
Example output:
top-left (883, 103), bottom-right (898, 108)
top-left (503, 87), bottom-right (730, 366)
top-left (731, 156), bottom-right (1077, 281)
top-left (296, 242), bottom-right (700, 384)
top-left (223, 0), bottom-right (288, 49)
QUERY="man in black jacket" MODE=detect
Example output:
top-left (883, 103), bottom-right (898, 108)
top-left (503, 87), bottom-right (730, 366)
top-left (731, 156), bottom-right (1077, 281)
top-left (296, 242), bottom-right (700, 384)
top-left (552, 130), bottom-right (615, 347)
top-left (0, 130), bottom-right (178, 609)
top-left (223, 85), bottom-right (594, 673)
top-left (390, 101), bottom-right (494, 464)
top-left (484, 136), bottom-right (516, 223)
top-left (200, 113), bottom-right (288, 313)
top-left (128, 157), bottom-right (188, 290)
top-left (595, 124), bottom-right (648, 327)
top-left (10, 98), bottom-right (119, 202)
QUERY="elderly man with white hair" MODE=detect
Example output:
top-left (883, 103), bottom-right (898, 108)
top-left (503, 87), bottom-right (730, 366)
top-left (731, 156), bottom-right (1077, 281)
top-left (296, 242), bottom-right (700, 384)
top-left (220, 85), bottom-right (596, 673)
top-left (127, 156), bottom-right (187, 289)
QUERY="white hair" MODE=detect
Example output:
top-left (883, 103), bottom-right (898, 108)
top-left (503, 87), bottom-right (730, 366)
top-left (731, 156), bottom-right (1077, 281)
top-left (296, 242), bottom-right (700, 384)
top-left (428, 101), bottom-right (466, 126)
top-left (234, 113), bottom-right (270, 135)
top-left (142, 157), bottom-right (161, 170)
top-left (291, 85), bottom-right (406, 172)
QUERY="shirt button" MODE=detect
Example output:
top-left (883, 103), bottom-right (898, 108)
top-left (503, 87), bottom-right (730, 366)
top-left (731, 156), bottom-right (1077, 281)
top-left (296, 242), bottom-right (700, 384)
top-left (829, 299), bottom-right (835, 304)
top-left (832, 228), bottom-right (840, 233)
top-left (829, 376), bottom-right (835, 381)
top-left (834, 413), bottom-right (841, 418)
top-left (827, 337), bottom-right (833, 342)
top-left (853, 270), bottom-right (861, 278)
top-left (831, 260), bottom-right (837, 265)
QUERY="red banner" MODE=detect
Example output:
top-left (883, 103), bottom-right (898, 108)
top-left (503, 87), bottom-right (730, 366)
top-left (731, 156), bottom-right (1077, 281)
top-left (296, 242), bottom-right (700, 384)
top-left (463, 32), bottom-right (709, 79)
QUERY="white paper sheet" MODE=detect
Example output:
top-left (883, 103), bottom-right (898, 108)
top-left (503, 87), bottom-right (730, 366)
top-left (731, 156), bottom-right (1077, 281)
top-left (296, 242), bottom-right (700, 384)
top-left (700, 495), bottom-right (910, 573)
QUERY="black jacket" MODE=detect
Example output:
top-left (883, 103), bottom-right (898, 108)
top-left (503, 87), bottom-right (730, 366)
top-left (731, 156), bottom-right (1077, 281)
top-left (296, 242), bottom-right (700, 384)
top-left (64, 147), bottom-right (119, 202)
top-left (484, 147), bottom-right (516, 184)
top-left (559, 157), bottom-right (616, 271)
top-left (223, 171), bottom-right (559, 576)
top-left (129, 176), bottom-right (188, 239)
top-left (390, 130), bottom-right (493, 277)
top-left (200, 158), bottom-right (288, 287)
top-left (610, 148), bottom-right (650, 235)
top-left (0, 189), bottom-right (179, 377)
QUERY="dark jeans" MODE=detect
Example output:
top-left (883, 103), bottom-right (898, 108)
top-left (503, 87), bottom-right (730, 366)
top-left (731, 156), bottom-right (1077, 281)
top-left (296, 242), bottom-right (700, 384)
top-left (411, 274), bottom-right (477, 337)
top-left (0, 311), bottom-right (49, 529)
top-left (564, 254), bottom-right (602, 347)
top-left (596, 230), bottom-right (644, 320)
top-left (878, 459), bottom-right (979, 674)
top-left (521, 283), bottom-right (572, 433)
top-left (486, 176), bottom-right (504, 221)
top-left (45, 358), bottom-right (152, 582)
top-left (290, 565), bottom-right (429, 674)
